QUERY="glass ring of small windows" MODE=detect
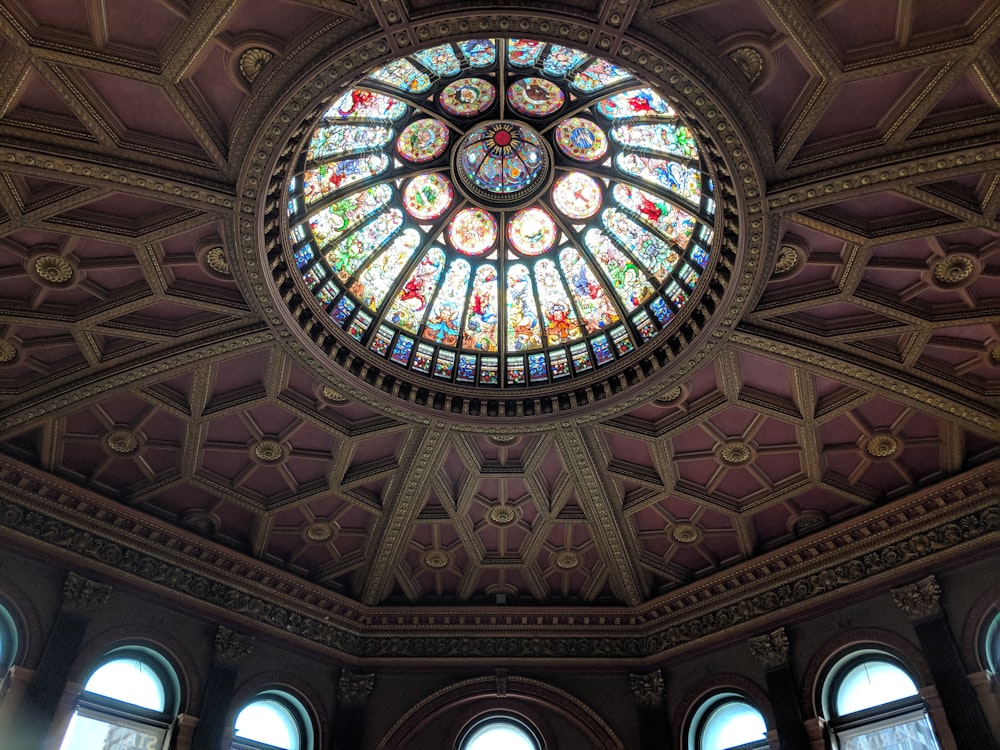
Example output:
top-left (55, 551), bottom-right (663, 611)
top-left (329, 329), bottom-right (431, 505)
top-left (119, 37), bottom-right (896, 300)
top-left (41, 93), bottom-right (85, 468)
top-left (285, 38), bottom-right (716, 391)
top-left (457, 713), bottom-right (544, 750)
top-left (0, 602), bottom-right (17, 674)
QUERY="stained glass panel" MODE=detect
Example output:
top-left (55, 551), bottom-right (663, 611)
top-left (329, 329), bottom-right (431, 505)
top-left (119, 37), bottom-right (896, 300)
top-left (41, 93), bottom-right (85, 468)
top-left (507, 207), bottom-right (557, 256)
top-left (440, 78), bottom-right (496, 116)
top-left (308, 183), bottom-right (393, 249)
top-left (596, 89), bottom-right (676, 119)
top-left (423, 258), bottom-right (471, 346)
top-left (506, 264), bottom-right (543, 351)
top-left (571, 58), bottom-right (632, 92)
top-left (552, 172), bottom-right (602, 219)
top-left (615, 153), bottom-right (701, 203)
top-left (396, 119), bottom-right (450, 162)
top-left (368, 59), bottom-right (432, 93)
top-left (449, 208), bottom-right (498, 256)
top-left (559, 246), bottom-right (619, 333)
top-left (542, 45), bottom-right (586, 76)
top-left (601, 208), bottom-right (679, 281)
top-left (460, 39), bottom-right (496, 67)
top-left (535, 258), bottom-right (583, 344)
top-left (610, 123), bottom-right (697, 159)
top-left (583, 228), bottom-right (655, 311)
top-left (611, 183), bottom-right (697, 246)
top-left (554, 118), bottom-right (608, 162)
top-left (414, 44), bottom-right (461, 77)
top-left (463, 265), bottom-right (499, 350)
top-left (507, 38), bottom-right (544, 67)
top-left (507, 78), bottom-right (564, 116)
top-left (326, 89), bottom-right (408, 121)
top-left (403, 174), bottom-right (454, 220)
top-left (307, 125), bottom-right (392, 162)
top-left (303, 155), bottom-right (389, 205)
top-left (326, 209), bottom-right (405, 282)
top-left (385, 247), bottom-right (447, 332)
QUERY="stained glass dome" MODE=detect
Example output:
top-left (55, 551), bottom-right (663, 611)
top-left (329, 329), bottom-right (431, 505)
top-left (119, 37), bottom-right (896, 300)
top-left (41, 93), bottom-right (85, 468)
top-left (285, 39), bottom-right (716, 390)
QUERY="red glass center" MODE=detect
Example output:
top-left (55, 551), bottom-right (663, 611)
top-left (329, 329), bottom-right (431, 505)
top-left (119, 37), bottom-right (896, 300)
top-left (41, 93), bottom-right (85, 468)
top-left (493, 129), bottom-right (512, 146)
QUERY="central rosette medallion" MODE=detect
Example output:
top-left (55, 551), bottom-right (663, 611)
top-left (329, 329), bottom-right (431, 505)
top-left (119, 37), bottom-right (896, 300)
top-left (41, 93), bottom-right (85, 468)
top-left (453, 120), bottom-right (553, 207)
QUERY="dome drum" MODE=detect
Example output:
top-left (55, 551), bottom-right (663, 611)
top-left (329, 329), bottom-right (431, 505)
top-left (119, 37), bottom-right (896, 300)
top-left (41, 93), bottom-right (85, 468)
top-left (248, 31), bottom-right (763, 424)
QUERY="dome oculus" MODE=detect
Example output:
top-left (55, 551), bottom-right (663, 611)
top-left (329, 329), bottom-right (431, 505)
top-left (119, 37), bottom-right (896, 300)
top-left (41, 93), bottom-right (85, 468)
top-left (286, 39), bottom-right (716, 390)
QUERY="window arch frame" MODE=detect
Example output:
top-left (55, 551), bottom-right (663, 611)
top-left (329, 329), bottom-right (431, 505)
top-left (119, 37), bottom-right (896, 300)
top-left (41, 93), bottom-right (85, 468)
top-left (59, 645), bottom-right (181, 750)
top-left (818, 648), bottom-right (940, 750)
top-left (231, 689), bottom-right (315, 750)
top-left (0, 602), bottom-right (19, 674)
top-left (456, 712), bottom-right (545, 750)
top-left (686, 691), bottom-right (769, 750)
top-left (982, 609), bottom-right (1000, 674)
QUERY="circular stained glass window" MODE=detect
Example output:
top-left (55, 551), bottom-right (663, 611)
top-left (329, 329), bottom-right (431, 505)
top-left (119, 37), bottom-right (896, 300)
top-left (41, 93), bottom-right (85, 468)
top-left (286, 38), bottom-right (715, 389)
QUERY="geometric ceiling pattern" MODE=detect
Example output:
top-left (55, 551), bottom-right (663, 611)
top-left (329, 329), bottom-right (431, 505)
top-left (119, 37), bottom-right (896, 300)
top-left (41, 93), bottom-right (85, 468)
top-left (0, 0), bottom-right (996, 630)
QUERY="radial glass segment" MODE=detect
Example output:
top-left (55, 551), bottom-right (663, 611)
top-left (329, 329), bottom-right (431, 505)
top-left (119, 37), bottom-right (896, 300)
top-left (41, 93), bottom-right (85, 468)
top-left (287, 39), bottom-right (716, 389)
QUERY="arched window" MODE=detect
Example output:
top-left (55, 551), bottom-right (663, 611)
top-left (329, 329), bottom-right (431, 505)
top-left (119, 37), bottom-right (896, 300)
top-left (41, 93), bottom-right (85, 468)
top-left (232, 691), bottom-right (313, 750)
top-left (688, 693), bottom-right (768, 750)
top-left (0, 603), bottom-right (18, 673)
top-left (59, 647), bottom-right (180, 750)
top-left (983, 611), bottom-right (1000, 674)
top-left (458, 714), bottom-right (543, 750)
top-left (820, 651), bottom-right (940, 750)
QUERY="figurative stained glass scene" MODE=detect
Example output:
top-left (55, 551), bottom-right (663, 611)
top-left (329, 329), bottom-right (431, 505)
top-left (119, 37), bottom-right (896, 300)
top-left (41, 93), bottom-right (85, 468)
top-left (288, 39), bottom-right (715, 387)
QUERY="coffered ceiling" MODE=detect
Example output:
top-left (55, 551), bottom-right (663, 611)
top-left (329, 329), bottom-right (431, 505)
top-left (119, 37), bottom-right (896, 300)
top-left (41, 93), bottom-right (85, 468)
top-left (0, 0), bottom-right (996, 656)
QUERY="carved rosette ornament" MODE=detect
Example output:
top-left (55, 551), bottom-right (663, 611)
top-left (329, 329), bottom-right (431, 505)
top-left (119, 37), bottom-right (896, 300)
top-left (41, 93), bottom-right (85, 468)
top-left (239, 47), bottom-right (273, 83)
top-left (34, 255), bottom-right (74, 284)
top-left (630, 670), bottom-right (665, 707)
top-left (321, 385), bottom-right (348, 403)
top-left (671, 523), bottom-right (699, 544)
top-left (305, 522), bottom-right (334, 541)
top-left (773, 244), bottom-right (801, 276)
top-left (720, 441), bottom-right (753, 466)
top-left (63, 572), bottom-right (112, 615)
top-left (865, 434), bottom-right (899, 459)
top-left (656, 385), bottom-right (684, 404)
top-left (338, 671), bottom-right (375, 706)
top-left (106, 429), bottom-right (139, 455)
top-left (931, 254), bottom-right (976, 287)
top-left (214, 626), bottom-right (254, 664)
top-left (254, 440), bottom-right (285, 463)
top-left (748, 627), bottom-right (789, 669)
top-left (891, 575), bottom-right (942, 620)
top-left (204, 247), bottom-right (230, 276)
top-left (729, 47), bottom-right (764, 84)
top-left (0, 340), bottom-right (17, 364)
top-left (489, 505), bottom-right (516, 526)
top-left (555, 551), bottom-right (580, 569)
top-left (424, 550), bottom-right (449, 569)
top-left (988, 345), bottom-right (1000, 365)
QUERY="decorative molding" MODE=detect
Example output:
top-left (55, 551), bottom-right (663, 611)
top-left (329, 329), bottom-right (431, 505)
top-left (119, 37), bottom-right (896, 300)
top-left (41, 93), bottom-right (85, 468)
top-left (891, 575), bottom-right (942, 620)
top-left (338, 670), bottom-right (374, 706)
top-left (748, 627), bottom-right (790, 669)
top-left (239, 48), bottom-right (274, 84)
top-left (62, 572), bottom-right (111, 615)
top-left (0, 458), bottom-right (995, 660)
top-left (214, 626), bottom-right (255, 664)
top-left (630, 670), bottom-right (664, 707)
top-left (495, 668), bottom-right (508, 697)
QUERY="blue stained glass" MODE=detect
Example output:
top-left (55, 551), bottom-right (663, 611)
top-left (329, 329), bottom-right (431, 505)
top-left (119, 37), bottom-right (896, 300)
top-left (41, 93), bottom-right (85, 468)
top-left (591, 335), bottom-right (614, 365)
top-left (528, 353), bottom-right (548, 382)
top-left (325, 89), bottom-right (407, 121)
top-left (633, 309), bottom-right (657, 341)
top-left (294, 246), bottom-right (314, 269)
top-left (596, 89), bottom-right (676, 119)
top-left (370, 325), bottom-right (394, 356)
top-left (391, 336), bottom-right (415, 365)
top-left (508, 39), bottom-right (544, 67)
top-left (457, 354), bottom-right (477, 382)
top-left (368, 59), bottom-right (432, 93)
top-left (690, 245), bottom-right (709, 268)
top-left (542, 45), bottom-right (586, 76)
top-left (331, 296), bottom-right (356, 325)
top-left (460, 39), bottom-right (496, 68)
top-left (414, 44), bottom-right (461, 77)
top-left (571, 58), bottom-right (632, 92)
top-left (649, 296), bottom-right (672, 325)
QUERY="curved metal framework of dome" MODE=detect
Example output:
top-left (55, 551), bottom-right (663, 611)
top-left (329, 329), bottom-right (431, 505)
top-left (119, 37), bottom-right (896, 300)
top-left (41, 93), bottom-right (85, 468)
top-left (284, 39), bottom-right (716, 391)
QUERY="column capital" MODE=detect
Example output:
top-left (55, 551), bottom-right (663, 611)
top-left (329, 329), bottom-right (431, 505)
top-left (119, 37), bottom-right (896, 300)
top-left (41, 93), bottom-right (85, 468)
top-left (630, 670), bottom-right (664, 707)
top-left (891, 575), bottom-right (941, 620)
top-left (748, 627), bottom-right (790, 669)
top-left (214, 626), bottom-right (254, 665)
top-left (337, 670), bottom-right (374, 707)
top-left (61, 572), bottom-right (111, 615)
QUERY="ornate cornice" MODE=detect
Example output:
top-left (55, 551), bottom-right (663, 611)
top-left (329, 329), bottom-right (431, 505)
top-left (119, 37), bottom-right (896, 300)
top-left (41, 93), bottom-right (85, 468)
top-left (0, 457), bottom-right (994, 661)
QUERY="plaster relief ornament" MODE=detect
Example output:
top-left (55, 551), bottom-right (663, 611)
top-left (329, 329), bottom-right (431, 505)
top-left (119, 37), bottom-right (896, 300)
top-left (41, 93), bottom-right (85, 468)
top-left (284, 39), bottom-right (717, 393)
